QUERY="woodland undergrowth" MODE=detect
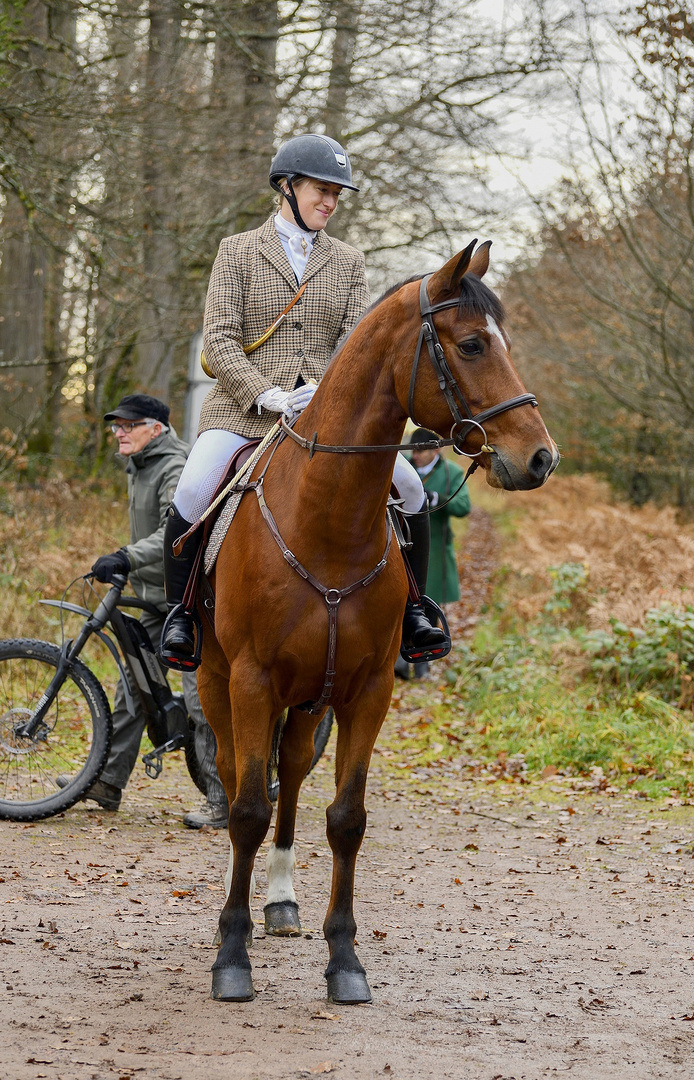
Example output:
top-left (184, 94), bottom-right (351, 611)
top-left (378, 473), bottom-right (694, 803)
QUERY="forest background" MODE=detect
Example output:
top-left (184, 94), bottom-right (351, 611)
top-left (2, 0), bottom-right (693, 512)
top-left (4, 1), bottom-right (694, 797)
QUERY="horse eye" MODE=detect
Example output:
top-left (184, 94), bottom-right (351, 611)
top-left (458, 339), bottom-right (482, 358)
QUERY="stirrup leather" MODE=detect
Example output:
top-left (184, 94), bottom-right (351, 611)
top-left (159, 604), bottom-right (203, 672)
top-left (400, 596), bottom-right (452, 664)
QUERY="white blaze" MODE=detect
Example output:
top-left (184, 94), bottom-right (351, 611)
top-left (486, 314), bottom-right (506, 351)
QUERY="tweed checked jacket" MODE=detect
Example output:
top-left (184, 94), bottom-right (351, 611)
top-left (199, 216), bottom-right (370, 438)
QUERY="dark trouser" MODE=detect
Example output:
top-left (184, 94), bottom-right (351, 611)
top-left (100, 609), bottom-right (224, 802)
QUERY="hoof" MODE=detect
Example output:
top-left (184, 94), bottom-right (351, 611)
top-left (211, 966), bottom-right (255, 1002)
top-left (326, 970), bottom-right (372, 1005)
top-left (264, 900), bottom-right (301, 937)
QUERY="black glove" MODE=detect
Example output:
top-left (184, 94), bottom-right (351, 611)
top-left (425, 490), bottom-right (439, 509)
top-left (91, 549), bottom-right (131, 583)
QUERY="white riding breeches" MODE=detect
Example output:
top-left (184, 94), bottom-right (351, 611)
top-left (173, 428), bottom-right (425, 522)
top-left (174, 430), bottom-right (250, 522)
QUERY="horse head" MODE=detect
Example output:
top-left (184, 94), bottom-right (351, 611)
top-left (394, 240), bottom-right (559, 491)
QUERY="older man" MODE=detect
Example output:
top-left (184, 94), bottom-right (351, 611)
top-left (60, 394), bottom-right (228, 828)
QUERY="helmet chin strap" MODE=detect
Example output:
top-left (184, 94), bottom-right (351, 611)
top-left (283, 178), bottom-right (312, 233)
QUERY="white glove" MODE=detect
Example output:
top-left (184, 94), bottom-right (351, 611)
top-left (286, 382), bottom-right (317, 415)
top-left (255, 383), bottom-right (318, 419)
top-left (255, 387), bottom-right (291, 415)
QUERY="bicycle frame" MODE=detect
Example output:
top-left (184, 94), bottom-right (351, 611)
top-left (31, 574), bottom-right (188, 778)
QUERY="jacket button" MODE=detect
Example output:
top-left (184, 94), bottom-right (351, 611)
top-left (296, 350), bottom-right (304, 358)
top-left (294, 321), bottom-right (302, 330)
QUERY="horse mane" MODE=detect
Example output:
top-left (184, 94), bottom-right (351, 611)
top-left (331, 269), bottom-right (505, 366)
top-left (373, 272), bottom-right (506, 324)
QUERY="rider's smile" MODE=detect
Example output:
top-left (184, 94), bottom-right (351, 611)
top-left (280, 178), bottom-right (342, 232)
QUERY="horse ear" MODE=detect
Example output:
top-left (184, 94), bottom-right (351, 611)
top-left (468, 240), bottom-right (491, 279)
top-left (428, 239), bottom-right (478, 298)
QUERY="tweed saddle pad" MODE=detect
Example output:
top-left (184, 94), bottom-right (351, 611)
top-left (203, 437), bottom-right (271, 575)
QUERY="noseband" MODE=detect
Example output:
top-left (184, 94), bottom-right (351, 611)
top-left (409, 274), bottom-right (538, 457)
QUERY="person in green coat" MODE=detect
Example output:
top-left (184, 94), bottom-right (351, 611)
top-left (408, 427), bottom-right (471, 606)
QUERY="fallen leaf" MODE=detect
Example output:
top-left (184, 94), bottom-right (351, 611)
top-left (310, 1064), bottom-right (334, 1074)
top-left (541, 765), bottom-right (558, 779)
top-left (372, 929), bottom-right (387, 940)
top-left (171, 889), bottom-right (192, 898)
top-left (311, 1010), bottom-right (340, 1021)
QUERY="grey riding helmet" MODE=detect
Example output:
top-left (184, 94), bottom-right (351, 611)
top-left (269, 134), bottom-right (359, 230)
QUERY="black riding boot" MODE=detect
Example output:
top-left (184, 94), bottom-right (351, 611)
top-left (402, 498), bottom-right (447, 651)
top-left (160, 505), bottom-right (202, 667)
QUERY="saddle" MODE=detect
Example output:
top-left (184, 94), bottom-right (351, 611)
top-left (177, 439), bottom-right (262, 642)
top-left (177, 451), bottom-right (451, 669)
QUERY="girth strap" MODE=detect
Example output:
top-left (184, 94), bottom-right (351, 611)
top-left (254, 479), bottom-right (393, 714)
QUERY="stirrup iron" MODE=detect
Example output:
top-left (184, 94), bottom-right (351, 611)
top-left (400, 596), bottom-right (451, 664)
top-left (158, 604), bottom-right (203, 672)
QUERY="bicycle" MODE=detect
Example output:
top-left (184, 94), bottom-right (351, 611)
top-left (0, 573), bottom-right (333, 822)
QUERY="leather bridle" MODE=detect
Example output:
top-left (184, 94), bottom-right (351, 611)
top-left (408, 273), bottom-right (538, 457)
top-left (281, 272), bottom-right (538, 459)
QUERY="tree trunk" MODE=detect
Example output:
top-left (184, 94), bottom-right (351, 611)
top-left (0, 0), bottom-right (75, 454)
top-left (323, 0), bottom-right (361, 242)
top-left (136, 1), bottom-right (183, 397)
top-left (0, 192), bottom-right (46, 433)
top-left (211, 2), bottom-right (279, 238)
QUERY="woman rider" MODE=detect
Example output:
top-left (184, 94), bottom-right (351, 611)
top-left (160, 133), bottom-right (445, 667)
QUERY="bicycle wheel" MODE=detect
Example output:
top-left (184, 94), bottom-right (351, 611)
top-left (266, 708), bottom-right (335, 803)
top-left (309, 707), bottom-right (334, 773)
top-left (0, 638), bottom-right (112, 821)
top-left (184, 717), bottom-right (208, 797)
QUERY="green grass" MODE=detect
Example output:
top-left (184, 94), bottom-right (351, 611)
top-left (380, 574), bottom-right (694, 801)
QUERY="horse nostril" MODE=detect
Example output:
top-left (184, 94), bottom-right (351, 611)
top-left (528, 447), bottom-right (553, 480)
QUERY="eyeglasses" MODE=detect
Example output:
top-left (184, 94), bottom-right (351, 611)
top-left (110, 421), bottom-right (151, 434)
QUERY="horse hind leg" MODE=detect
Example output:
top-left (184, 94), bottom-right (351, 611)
top-left (264, 707), bottom-right (317, 937)
top-left (211, 842), bottom-right (256, 948)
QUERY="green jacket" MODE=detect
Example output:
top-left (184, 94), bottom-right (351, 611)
top-left (119, 426), bottom-right (189, 609)
top-left (417, 455), bottom-right (471, 604)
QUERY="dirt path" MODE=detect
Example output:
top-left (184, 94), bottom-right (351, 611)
top-left (3, 508), bottom-right (694, 1079)
top-left (3, 749), bottom-right (694, 1080)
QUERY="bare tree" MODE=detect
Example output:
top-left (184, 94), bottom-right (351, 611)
top-left (0, 0), bottom-right (575, 473)
top-left (503, 3), bottom-right (694, 509)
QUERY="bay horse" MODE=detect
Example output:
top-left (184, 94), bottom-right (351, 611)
top-left (196, 239), bottom-right (559, 1005)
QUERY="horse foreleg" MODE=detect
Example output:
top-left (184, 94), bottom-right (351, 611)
top-left (197, 664), bottom-right (255, 947)
top-left (264, 707), bottom-right (317, 937)
top-left (211, 682), bottom-right (275, 1003)
top-left (323, 679), bottom-right (392, 1005)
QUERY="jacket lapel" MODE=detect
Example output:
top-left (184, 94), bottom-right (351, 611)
top-left (301, 229), bottom-right (334, 283)
top-left (258, 218), bottom-right (300, 291)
